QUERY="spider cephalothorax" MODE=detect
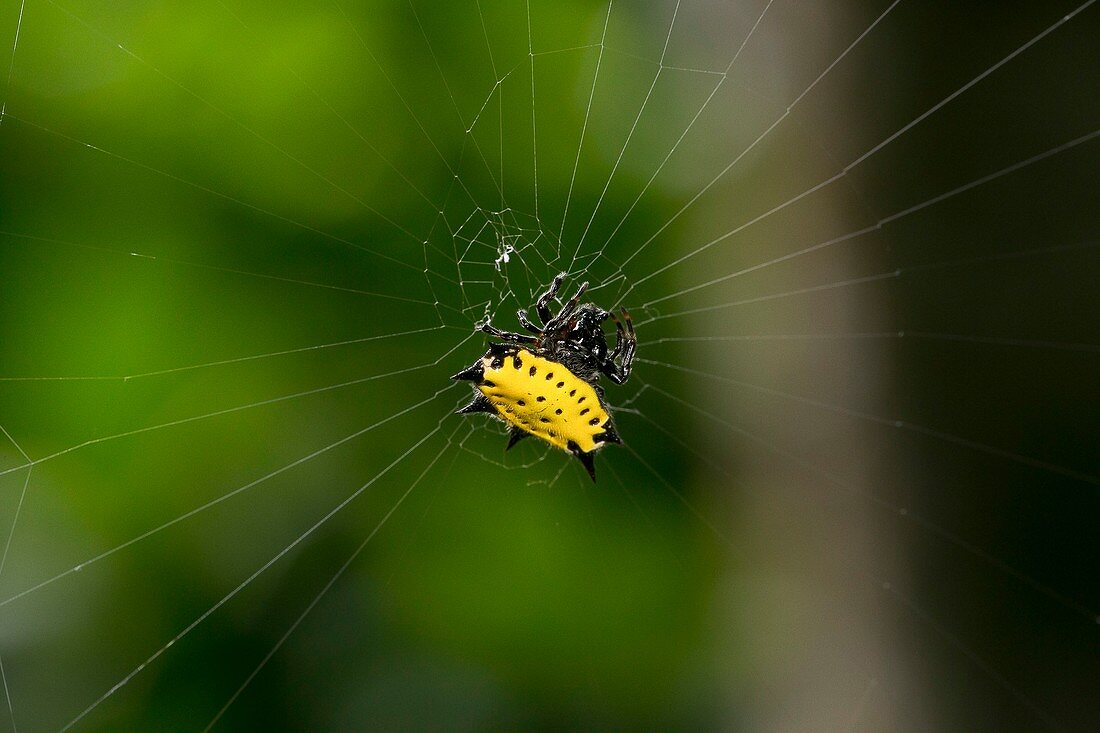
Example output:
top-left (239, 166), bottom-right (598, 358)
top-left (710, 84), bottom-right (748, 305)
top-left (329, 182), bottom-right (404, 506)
top-left (451, 273), bottom-right (636, 481)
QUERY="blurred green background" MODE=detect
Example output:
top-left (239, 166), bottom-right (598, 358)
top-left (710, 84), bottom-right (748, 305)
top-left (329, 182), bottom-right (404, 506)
top-left (1, 1), bottom-right (1098, 731)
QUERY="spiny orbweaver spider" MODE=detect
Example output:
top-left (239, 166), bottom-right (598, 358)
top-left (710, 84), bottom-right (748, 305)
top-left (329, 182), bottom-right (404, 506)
top-left (451, 273), bottom-right (636, 481)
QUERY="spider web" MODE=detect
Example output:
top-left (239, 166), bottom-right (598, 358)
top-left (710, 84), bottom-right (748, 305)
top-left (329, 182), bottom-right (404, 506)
top-left (0, 0), bottom-right (1098, 730)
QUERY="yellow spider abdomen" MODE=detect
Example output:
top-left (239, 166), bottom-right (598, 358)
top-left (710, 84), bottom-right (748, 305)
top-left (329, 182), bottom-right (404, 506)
top-left (477, 349), bottom-right (610, 453)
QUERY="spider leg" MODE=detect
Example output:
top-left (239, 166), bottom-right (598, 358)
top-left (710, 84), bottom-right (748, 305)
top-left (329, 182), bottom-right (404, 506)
top-left (477, 321), bottom-right (539, 345)
top-left (546, 281), bottom-right (589, 330)
top-left (602, 309), bottom-right (635, 385)
top-left (608, 311), bottom-right (626, 360)
top-left (619, 308), bottom-right (636, 369)
top-left (535, 272), bottom-right (567, 325)
top-left (516, 308), bottom-right (544, 335)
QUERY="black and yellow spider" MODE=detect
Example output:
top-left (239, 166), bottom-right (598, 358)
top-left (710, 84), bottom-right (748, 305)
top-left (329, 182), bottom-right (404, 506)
top-left (451, 273), bottom-right (636, 481)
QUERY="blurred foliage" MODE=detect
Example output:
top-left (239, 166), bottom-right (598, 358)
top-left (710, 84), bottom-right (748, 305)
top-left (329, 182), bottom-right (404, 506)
top-left (0, 1), bottom-right (724, 730)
